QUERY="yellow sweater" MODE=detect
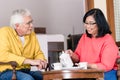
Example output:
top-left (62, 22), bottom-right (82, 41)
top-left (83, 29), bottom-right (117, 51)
top-left (0, 26), bottom-right (46, 72)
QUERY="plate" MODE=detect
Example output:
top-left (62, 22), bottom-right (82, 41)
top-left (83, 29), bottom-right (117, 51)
top-left (62, 66), bottom-right (84, 70)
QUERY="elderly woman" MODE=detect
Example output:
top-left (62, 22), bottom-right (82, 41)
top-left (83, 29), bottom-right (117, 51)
top-left (66, 8), bottom-right (118, 80)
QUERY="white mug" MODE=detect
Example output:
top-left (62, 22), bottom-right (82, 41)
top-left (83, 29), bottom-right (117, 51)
top-left (51, 62), bottom-right (62, 70)
top-left (78, 62), bottom-right (88, 69)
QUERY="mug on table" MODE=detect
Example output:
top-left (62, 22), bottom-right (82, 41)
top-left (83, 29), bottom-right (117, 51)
top-left (51, 62), bottom-right (62, 70)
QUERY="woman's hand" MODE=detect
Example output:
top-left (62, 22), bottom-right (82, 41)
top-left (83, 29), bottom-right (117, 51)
top-left (87, 63), bottom-right (98, 69)
top-left (65, 49), bottom-right (74, 57)
top-left (65, 49), bottom-right (79, 63)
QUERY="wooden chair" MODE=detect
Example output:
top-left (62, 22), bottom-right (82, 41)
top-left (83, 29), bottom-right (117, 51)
top-left (67, 34), bottom-right (83, 51)
top-left (0, 61), bottom-right (17, 80)
top-left (0, 61), bottom-right (50, 80)
top-left (116, 58), bottom-right (120, 80)
top-left (116, 41), bottom-right (120, 80)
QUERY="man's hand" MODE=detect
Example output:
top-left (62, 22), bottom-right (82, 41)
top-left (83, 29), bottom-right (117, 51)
top-left (37, 60), bottom-right (47, 70)
top-left (23, 59), bottom-right (47, 69)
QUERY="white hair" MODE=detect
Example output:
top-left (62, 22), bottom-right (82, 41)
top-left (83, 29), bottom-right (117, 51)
top-left (10, 9), bottom-right (31, 28)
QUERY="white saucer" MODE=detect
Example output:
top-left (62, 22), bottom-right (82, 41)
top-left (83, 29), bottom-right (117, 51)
top-left (62, 66), bottom-right (84, 70)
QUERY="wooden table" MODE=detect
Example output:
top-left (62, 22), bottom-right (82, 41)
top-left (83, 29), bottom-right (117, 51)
top-left (42, 69), bottom-right (104, 80)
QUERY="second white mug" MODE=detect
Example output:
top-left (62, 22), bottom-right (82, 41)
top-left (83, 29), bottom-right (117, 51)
top-left (51, 62), bottom-right (62, 70)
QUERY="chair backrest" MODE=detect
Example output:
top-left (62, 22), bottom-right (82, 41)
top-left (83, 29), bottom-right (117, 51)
top-left (116, 57), bottom-right (120, 80)
top-left (67, 34), bottom-right (83, 51)
top-left (0, 61), bottom-right (17, 80)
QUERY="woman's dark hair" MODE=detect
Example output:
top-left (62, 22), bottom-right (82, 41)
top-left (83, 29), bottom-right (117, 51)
top-left (83, 8), bottom-right (112, 38)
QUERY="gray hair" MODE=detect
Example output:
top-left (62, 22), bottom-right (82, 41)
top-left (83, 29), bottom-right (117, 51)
top-left (10, 9), bottom-right (31, 28)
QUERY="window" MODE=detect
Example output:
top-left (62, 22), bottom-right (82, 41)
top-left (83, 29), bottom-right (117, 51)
top-left (113, 0), bottom-right (120, 41)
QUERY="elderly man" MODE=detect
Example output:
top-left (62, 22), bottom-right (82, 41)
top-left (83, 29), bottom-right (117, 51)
top-left (0, 9), bottom-right (47, 80)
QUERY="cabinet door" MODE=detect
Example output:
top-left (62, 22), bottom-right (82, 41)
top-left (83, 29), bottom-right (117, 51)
top-left (48, 42), bottom-right (64, 70)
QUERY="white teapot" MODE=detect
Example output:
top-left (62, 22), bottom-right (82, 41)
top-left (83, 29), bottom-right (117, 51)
top-left (59, 51), bottom-right (73, 68)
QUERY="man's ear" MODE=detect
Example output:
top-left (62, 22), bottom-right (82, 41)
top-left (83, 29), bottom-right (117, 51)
top-left (15, 23), bottom-right (20, 29)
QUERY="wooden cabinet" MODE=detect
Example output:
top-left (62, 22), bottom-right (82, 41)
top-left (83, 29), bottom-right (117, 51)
top-left (48, 42), bottom-right (64, 69)
top-left (36, 34), bottom-right (65, 63)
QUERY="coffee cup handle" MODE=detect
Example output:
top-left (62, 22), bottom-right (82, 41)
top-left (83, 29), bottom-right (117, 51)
top-left (51, 64), bottom-right (54, 68)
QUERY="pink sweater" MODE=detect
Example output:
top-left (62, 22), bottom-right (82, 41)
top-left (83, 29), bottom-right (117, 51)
top-left (74, 33), bottom-right (118, 71)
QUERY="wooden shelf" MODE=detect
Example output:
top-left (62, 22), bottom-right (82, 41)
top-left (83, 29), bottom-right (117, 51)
top-left (34, 27), bottom-right (46, 34)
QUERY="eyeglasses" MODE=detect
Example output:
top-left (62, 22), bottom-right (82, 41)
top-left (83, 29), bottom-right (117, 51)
top-left (25, 20), bottom-right (33, 25)
top-left (84, 22), bottom-right (96, 26)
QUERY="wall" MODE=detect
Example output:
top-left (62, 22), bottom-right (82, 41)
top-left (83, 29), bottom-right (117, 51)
top-left (0, 0), bottom-right (48, 27)
top-left (94, 0), bottom-right (107, 19)
top-left (0, 0), bottom-right (85, 38)
top-left (45, 0), bottom-right (85, 37)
